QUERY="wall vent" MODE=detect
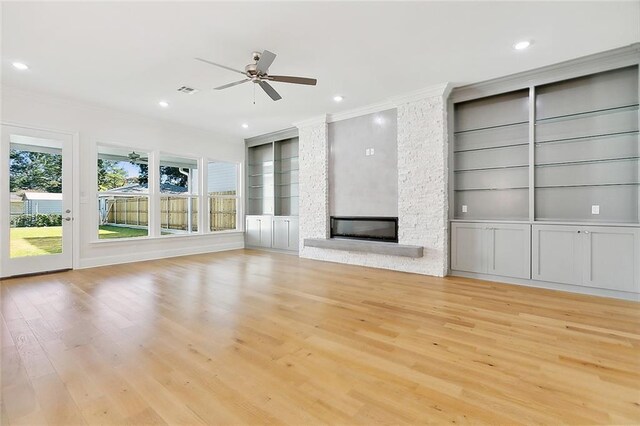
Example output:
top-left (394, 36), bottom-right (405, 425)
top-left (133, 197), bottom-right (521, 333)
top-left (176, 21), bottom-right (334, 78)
top-left (177, 86), bottom-right (198, 94)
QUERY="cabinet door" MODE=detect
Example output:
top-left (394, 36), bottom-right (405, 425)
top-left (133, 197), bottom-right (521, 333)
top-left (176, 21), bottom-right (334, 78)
top-left (272, 217), bottom-right (299, 251)
top-left (487, 224), bottom-right (531, 279)
top-left (272, 218), bottom-right (289, 250)
top-left (582, 227), bottom-right (640, 293)
top-left (259, 217), bottom-right (272, 247)
top-left (287, 217), bottom-right (299, 252)
top-left (246, 216), bottom-right (272, 248)
top-left (451, 223), bottom-right (486, 273)
top-left (246, 216), bottom-right (262, 247)
top-left (532, 225), bottom-right (582, 285)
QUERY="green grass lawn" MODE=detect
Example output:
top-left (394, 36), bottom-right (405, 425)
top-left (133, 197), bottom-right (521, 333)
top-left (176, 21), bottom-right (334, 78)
top-left (9, 225), bottom-right (148, 257)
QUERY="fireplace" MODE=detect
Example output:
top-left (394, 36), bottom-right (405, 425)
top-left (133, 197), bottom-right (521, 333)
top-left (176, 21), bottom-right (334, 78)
top-left (330, 216), bottom-right (398, 243)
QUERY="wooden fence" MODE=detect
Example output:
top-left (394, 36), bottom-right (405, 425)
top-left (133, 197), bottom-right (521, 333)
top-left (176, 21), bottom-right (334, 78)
top-left (102, 192), bottom-right (236, 232)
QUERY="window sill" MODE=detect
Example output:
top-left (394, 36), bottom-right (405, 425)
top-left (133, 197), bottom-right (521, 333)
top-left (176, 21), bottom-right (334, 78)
top-left (90, 229), bottom-right (244, 245)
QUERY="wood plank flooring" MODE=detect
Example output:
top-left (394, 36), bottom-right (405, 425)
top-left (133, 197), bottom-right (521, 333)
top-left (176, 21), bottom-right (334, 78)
top-left (1, 249), bottom-right (639, 425)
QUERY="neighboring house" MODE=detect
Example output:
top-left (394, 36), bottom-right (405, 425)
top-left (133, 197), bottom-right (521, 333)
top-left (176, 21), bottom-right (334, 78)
top-left (10, 193), bottom-right (24, 216)
top-left (22, 192), bottom-right (63, 215)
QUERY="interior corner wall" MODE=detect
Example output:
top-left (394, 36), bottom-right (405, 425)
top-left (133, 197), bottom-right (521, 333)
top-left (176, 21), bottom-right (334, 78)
top-left (1, 86), bottom-right (246, 269)
top-left (298, 93), bottom-right (449, 277)
top-left (329, 109), bottom-right (398, 217)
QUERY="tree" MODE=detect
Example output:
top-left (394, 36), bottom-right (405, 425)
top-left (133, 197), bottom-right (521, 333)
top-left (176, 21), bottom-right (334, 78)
top-left (97, 159), bottom-right (128, 191)
top-left (137, 164), bottom-right (188, 188)
top-left (10, 149), bottom-right (63, 193)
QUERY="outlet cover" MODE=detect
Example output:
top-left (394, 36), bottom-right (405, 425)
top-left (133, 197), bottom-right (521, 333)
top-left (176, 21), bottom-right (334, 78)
top-left (365, 148), bottom-right (370, 156)
top-left (462, 205), bottom-right (468, 213)
top-left (591, 205), bottom-right (600, 215)
top-left (370, 148), bottom-right (375, 155)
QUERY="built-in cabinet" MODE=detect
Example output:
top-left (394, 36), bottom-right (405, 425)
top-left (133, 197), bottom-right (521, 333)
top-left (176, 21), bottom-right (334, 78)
top-left (532, 225), bottom-right (640, 292)
top-left (450, 50), bottom-right (640, 299)
top-left (451, 223), bottom-right (530, 279)
top-left (245, 131), bottom-right (299, 252)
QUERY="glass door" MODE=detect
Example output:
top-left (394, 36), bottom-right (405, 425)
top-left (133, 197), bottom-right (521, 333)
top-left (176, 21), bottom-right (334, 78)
top-left (1, 125), bottom-right (73, 277)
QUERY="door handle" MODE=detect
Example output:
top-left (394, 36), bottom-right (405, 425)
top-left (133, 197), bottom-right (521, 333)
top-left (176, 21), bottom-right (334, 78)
top-left (64, 217), bottom-right (72, 222)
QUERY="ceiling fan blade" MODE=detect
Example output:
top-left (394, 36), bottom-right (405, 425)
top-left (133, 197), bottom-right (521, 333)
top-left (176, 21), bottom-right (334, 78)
top-left (258, 81), bottom-right (282, 101)
top-left (268, 75), bottom-right (317, 86)
top-left (194, 57), bottom-right (246, 75)
top-left (256, 50), bottom-right (277, 74)
top-left (214, 79), bottom-right (250, 90)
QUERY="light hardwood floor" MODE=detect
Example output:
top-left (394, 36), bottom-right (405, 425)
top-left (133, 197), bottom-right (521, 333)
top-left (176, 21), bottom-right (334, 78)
top-left (1, 249), bottom-right (639, 425)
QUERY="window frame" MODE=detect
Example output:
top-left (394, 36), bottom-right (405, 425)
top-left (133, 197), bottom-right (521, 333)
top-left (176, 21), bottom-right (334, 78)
top-left (204, 159), bottom-right (242, 233)
top-left (96, 143), bottom-right (151, 241)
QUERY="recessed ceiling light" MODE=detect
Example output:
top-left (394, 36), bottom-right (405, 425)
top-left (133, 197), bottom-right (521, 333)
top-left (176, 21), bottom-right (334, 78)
top-left (158, 101), bottom-right (169, 108)
top-left (12, 62), bottom-right (29, 71)
top-left (241, 123), bottom-right (249, 129)
top-left (514, 40), bottom-right (531, 51)
top-left (333, 95), bottom-right (344, 102)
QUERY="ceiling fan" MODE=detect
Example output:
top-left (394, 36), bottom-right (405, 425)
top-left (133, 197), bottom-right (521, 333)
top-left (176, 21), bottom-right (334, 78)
top-left (195, 50), bottom-right (317, 101)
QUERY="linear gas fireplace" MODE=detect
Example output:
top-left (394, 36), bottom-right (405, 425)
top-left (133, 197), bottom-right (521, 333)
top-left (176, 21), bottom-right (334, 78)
top-left (330, 216), bottom-right (398, 243)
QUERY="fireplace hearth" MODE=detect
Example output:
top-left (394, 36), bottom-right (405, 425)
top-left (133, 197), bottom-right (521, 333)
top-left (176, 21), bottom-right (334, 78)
top-left (330, 216), bottom-right (398, 243)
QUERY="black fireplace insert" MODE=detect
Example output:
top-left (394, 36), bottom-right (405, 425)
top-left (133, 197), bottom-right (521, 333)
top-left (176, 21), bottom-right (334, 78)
top-left (330, 216), bottom-right (398, 243)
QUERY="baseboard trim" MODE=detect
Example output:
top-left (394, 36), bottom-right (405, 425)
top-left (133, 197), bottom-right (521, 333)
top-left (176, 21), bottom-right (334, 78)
top-left (450, 270), bottom-right (640, 301)
top-left (78, 241), bottom-right (245, 269)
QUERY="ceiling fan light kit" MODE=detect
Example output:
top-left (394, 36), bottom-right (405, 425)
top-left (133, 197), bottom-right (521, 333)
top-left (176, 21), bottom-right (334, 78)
top-left (195, 50), bottom-right (317, 101)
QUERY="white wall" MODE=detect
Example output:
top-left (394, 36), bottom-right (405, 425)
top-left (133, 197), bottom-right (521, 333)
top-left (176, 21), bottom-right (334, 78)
top-left (2, 86), bottom-right (245, 269)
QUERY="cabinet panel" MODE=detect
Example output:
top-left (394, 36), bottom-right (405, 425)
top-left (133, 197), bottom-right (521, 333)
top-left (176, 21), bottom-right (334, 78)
top-left (532, 225), bottom-right (582, 285)
top-left (272, 217), bottom-right (299, 251)
top-left (246, 215), bottom-right (272, 248)
top-left (451, 223), bottom-right (486, 273)
top-left (583, 227), bottom-right (639, 292)
top-left (487, 224), bottom-right (531, 279)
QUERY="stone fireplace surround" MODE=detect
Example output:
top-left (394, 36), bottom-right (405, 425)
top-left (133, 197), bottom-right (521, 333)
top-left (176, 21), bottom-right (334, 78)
top-left (295, 84), bottom-right (451, 277)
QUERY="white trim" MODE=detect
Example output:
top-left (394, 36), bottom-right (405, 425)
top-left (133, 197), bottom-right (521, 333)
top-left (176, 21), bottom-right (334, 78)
top-left (450, 270), bottom-right (640, 302)
top-left (79, 236), bottom-right (244, 269)
top-left (451, 43), bottom-right (640, 103)
top-left (293, 114), bottom-right (328, 128)
top-left (293, 83), bottom-right (451, 127)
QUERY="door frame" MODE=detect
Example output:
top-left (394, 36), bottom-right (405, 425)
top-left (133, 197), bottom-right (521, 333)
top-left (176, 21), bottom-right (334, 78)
top-left (1, 122), bottom-right (80, 278)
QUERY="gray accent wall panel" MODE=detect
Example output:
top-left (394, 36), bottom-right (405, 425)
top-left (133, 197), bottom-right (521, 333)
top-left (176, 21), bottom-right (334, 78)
top-left (329, 109), bottom-right (398, 217)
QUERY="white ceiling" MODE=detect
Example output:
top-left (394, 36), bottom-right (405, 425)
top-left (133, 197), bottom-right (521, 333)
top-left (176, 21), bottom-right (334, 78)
top-left (2, 1), bottom-right (639, 139)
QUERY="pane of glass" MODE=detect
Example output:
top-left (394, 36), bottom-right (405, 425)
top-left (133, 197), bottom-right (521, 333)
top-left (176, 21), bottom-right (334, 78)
top-left (97, 146), bottom-right (150, 192)
top-left (160, 155), bottom-right (197, 194)
top-left (98, 196), bottom-right (149, 239)
top-left (97, 146), bottom-right (150, 239)
top-left (160, 196), bottom-right (198, 234)
top-left (9, 136), bottom-right (63, 257)
top-left (207, 161), bottom-right (237, 195)
top-left (209, 197), bottom-right (237, 232)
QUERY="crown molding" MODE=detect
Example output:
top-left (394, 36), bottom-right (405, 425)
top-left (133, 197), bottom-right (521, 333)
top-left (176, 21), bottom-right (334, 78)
top-left (389, 82), bottom-right (452, 106)
top-left (450, 43), bottom-right (640, 103)
top-left (293, 114), bottom-right (328, 128)
top-left (326, 100), bottom-right (396, 123)
top-left (245, 127), bottom-right (298, 147)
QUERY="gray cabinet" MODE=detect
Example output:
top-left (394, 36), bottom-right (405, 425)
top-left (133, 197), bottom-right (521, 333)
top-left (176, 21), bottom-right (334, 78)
top-left (451, 222), bottom-right (531, 279)
top-left (487, 224), bottom-right (531, 279)
top-left (532, 224), bottom-right (640, 293)
top-left (246, 215), bottom-right (272, 248)
top-left (532, 225), bottom-right (582, 285)
top-left (582, 226), bottom-right (639, 292)
top-left (272, 217), bottom-right (299, 251)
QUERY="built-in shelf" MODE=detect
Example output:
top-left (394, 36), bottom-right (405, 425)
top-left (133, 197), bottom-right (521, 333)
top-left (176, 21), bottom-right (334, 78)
top-left (453, 120), bottom-right (528, 135)
top-left (534, 130), bottom-right (639, 146)
top-left (536, 182), bottom-right (639, 189)
top-left (535, 156), bottom-right (640, 168)
top-left (454, 164), bottom-right (528, 172)
top-left (455, 186), bottom-right (529, 192)
top-left (304, 238), bottom-right (423, 258)
top-left (535, 104), bottom-right (639, 123)
top-left (454, 142), bottom-right (528, 154)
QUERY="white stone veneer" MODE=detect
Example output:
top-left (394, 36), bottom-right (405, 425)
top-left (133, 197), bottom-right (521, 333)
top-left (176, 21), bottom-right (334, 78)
top-left (297, 88), bottom-right (449, 276)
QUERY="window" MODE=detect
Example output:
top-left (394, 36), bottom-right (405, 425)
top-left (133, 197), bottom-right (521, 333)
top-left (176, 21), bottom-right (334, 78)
top-left (97, 146), bottom-right (150, 239)
top-left (207, 161), bottom-right (238, 232)
top-left (159, 154), bottom-right (198, 234)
